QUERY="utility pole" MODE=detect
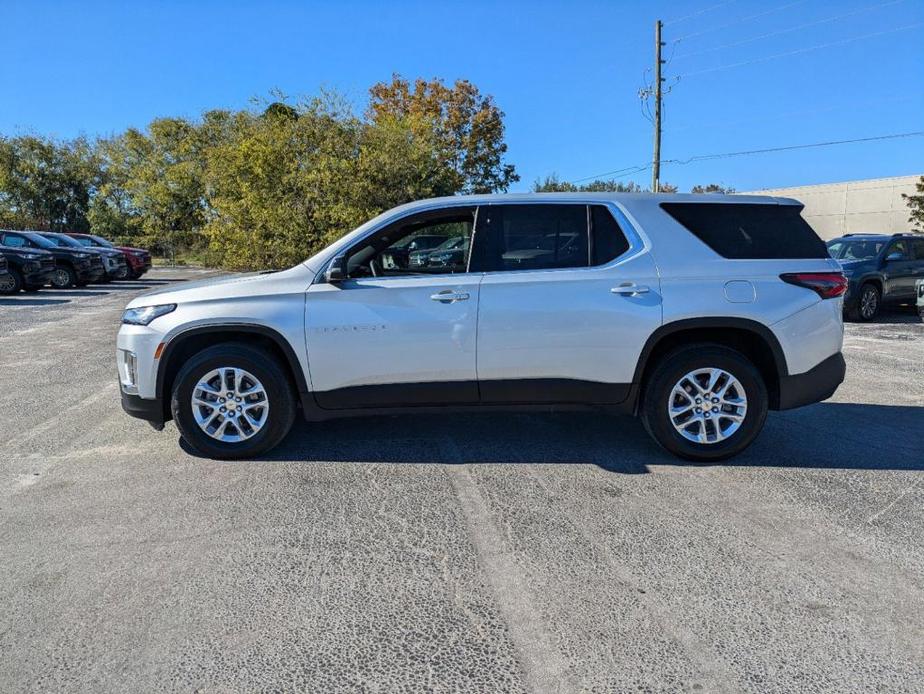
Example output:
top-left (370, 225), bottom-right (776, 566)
top-left (652, 19), bottom-right (664, 193)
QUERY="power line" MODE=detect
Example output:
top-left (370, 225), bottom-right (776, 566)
top-left (664, 131), bottom-right (924, 165)
top-left (680, 22), bottom-right (924, 77)
top-left (572, 164), bottom-right (651, 184)
top-left (673, 0), bottom-right (810, 42)
top-left (571, 131), bottom-right (924, 183)
top-left (665, 0), bottom-right (739, 27)
top-left (675, 0), bottom-right (908, 59)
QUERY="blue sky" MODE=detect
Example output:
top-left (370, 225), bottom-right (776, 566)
top-left (3, 0), bottom-right (922, 192)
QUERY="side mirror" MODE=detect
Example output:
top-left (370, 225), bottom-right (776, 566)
top-left (885, 251), bottom-right (905, 263)
top-left (325, 254), bottom-right (347, 283)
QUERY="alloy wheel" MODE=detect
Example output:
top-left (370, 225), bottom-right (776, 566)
top-left (860, 287), bottom-right (878, 319)
top-left (51, 268), bottom-right (71, 288)
top-left (668, 367), bottom-right (748, 444)
top-left (0, 274), bottom-right (15, 292)
top-left (191, 367), bottom-right (270, 443)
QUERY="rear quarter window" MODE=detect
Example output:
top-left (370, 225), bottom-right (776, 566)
top-left (660, 202), bottom-right (828, 259)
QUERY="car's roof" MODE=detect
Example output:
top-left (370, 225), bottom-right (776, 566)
top-left (393, 192), bottom-right (798, 207)
top-left (833, 233), bottom-right (918, 240)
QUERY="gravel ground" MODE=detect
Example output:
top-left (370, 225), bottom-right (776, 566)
top-left (1, 268), bottom-right (922, 693)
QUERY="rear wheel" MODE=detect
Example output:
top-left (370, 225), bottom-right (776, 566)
top-left (171, 343), bottom-right (297, 459)
top-left (0, 268), bottom-right (23, 294)
top-left (850, 283), bottom-right (880, 322)
top-left (50, 265), bottom-right (77, 289)
top-left (641, 344), bottom-right (768, 462)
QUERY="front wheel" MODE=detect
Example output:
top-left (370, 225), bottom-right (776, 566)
top-left (641, 344), bottom-right (768, 462)
top-left (0, 268), bottom-right (23, 294)
top-left (849, 283), bottom-right (880, 322)
top-left (171, 343), bottom-right (297, 459)
top-left (50, 265), bottom-right (77, 289)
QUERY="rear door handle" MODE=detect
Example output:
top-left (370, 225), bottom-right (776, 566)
top-left (611, 284), bottom-right (649, 296)
top-left (431, 290), bottom-right (470, 303)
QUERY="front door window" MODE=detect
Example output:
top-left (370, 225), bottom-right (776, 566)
top-left (346, 208), bottom-right (475, 278)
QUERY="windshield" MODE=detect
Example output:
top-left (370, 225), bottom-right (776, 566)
top-left (826, 238), bottom-right (885, 261)
top-left (89, 235), bottom-right (115, 248)
top-left (43, 234), bottom-right (86, 249)
top-left (22, 232), bottom-right (57, 249)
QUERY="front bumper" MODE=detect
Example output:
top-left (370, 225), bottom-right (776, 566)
top-left (23, 264), bottom-right (54, 286)
top-left (120, 388), bottom-right (165, 430)
top-left (74, 260), bottom-right (96, 282)
top-left (776, 352), bottom-right (846, 410)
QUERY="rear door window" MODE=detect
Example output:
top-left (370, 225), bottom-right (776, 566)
top-left (492, 204), bottom-right (588, 271)
top-left (912, 239), bottom-right (924, 261)
top-left (660, 202), bottom-right (828, 259)
top-left (590, 205), bottom-right (631, 265)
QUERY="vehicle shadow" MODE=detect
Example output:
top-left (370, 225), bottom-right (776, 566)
top-left (88, 283), bottom-right (156, 291)
top-left (183, 402), bottom-right (924, 473)
top-left (36, 290), bottom-right (109, 297)
top-left (0, 297), bottom-right (70, 306)
top-left (864, 306), bottom-right (922, 325)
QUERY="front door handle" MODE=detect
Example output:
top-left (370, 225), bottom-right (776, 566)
top-left (431, 290), bottom-right (470, 303)
top-left (611, 283), bottom-right (650, 296)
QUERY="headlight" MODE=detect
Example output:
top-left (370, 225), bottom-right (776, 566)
top-left (121, 304), bottom-right (177, 326)
top-left (22, 253), bottom-right (41, 260)
top-left (75, 252), bottom-right (90, 259)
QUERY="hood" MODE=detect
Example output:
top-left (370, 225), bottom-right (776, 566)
top-left (95, 247), bottom-right (125, 257)
top-left (837, 258), bottom-right (874, 273)
top-left (0, 245), bottom-right (54, 257)
top-left (125, 263), bottom-right (317, 309)
top-left (117, 246), bottom-right (149, 254)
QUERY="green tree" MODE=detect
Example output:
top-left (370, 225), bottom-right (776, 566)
top-left (691, 183), bottom-right (735, 194)
top-left (901, 176), bottom-right (924, 232)
top-left (0, 135), bottom-right (99, 231)
top-left (368, 75), bottom-right (518, 194)
top-left (533, 175), bottom-right (647, 193)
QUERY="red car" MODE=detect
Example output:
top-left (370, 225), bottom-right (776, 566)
top-left (66, 233), bottom-right (152, 279)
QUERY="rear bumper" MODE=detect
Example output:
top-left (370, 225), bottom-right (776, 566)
top-left (120, 388), bottom-right (165, 430)
top-left (776, 352), bottom-right (846, 410)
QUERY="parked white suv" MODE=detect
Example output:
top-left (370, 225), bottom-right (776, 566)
top-left (117, 193), bottom-right (847, 461)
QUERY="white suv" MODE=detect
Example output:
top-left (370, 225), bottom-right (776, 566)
top-left (117, 193), bottom-right (847, 461)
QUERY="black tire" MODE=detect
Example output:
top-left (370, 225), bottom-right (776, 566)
top-left (171, 343), bottom-right (297, 460)
top-left (50, 264), bottom-right (77, 289)
top-left (849, 282), bottom-right (880, 322)
top-left (0, 268), bottom-right (23, 294)
top-left (128, 269), bottom-right (143, 280)
top-left (640, 344), bottom-right (769, 462)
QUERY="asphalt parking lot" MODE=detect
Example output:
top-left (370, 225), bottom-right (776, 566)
top-left (1, 268), bottom-right (922, 693)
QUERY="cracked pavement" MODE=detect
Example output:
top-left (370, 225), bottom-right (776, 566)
top-left (1, 268), bottom-right (922, 692)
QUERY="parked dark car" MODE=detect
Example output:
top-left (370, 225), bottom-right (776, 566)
top-left (383, 234), bottom-right (449, 270)
top-left (0, 230), bottom-right (99, 288)
top-left (0, 243), bottom-right (56, 293)
top-left (66, 233), bottom-right (152, 279)
top-left (827, 233), bottom-right (924, 321)
top-left (40, 232), bottom-right (127, 282)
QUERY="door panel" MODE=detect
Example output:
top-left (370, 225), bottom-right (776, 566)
top-left (305, 275), bottom-right (481, 408)
top-left (476, 252), bottom-right (662, 403)
top-left (882, 241), bottom-right (916, 300)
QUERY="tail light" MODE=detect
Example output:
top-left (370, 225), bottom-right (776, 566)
top-left (780, 272), bottom-right (847, 299)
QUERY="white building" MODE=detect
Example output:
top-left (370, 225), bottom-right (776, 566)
top-left (746, 174), bottom-right (921, 240)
